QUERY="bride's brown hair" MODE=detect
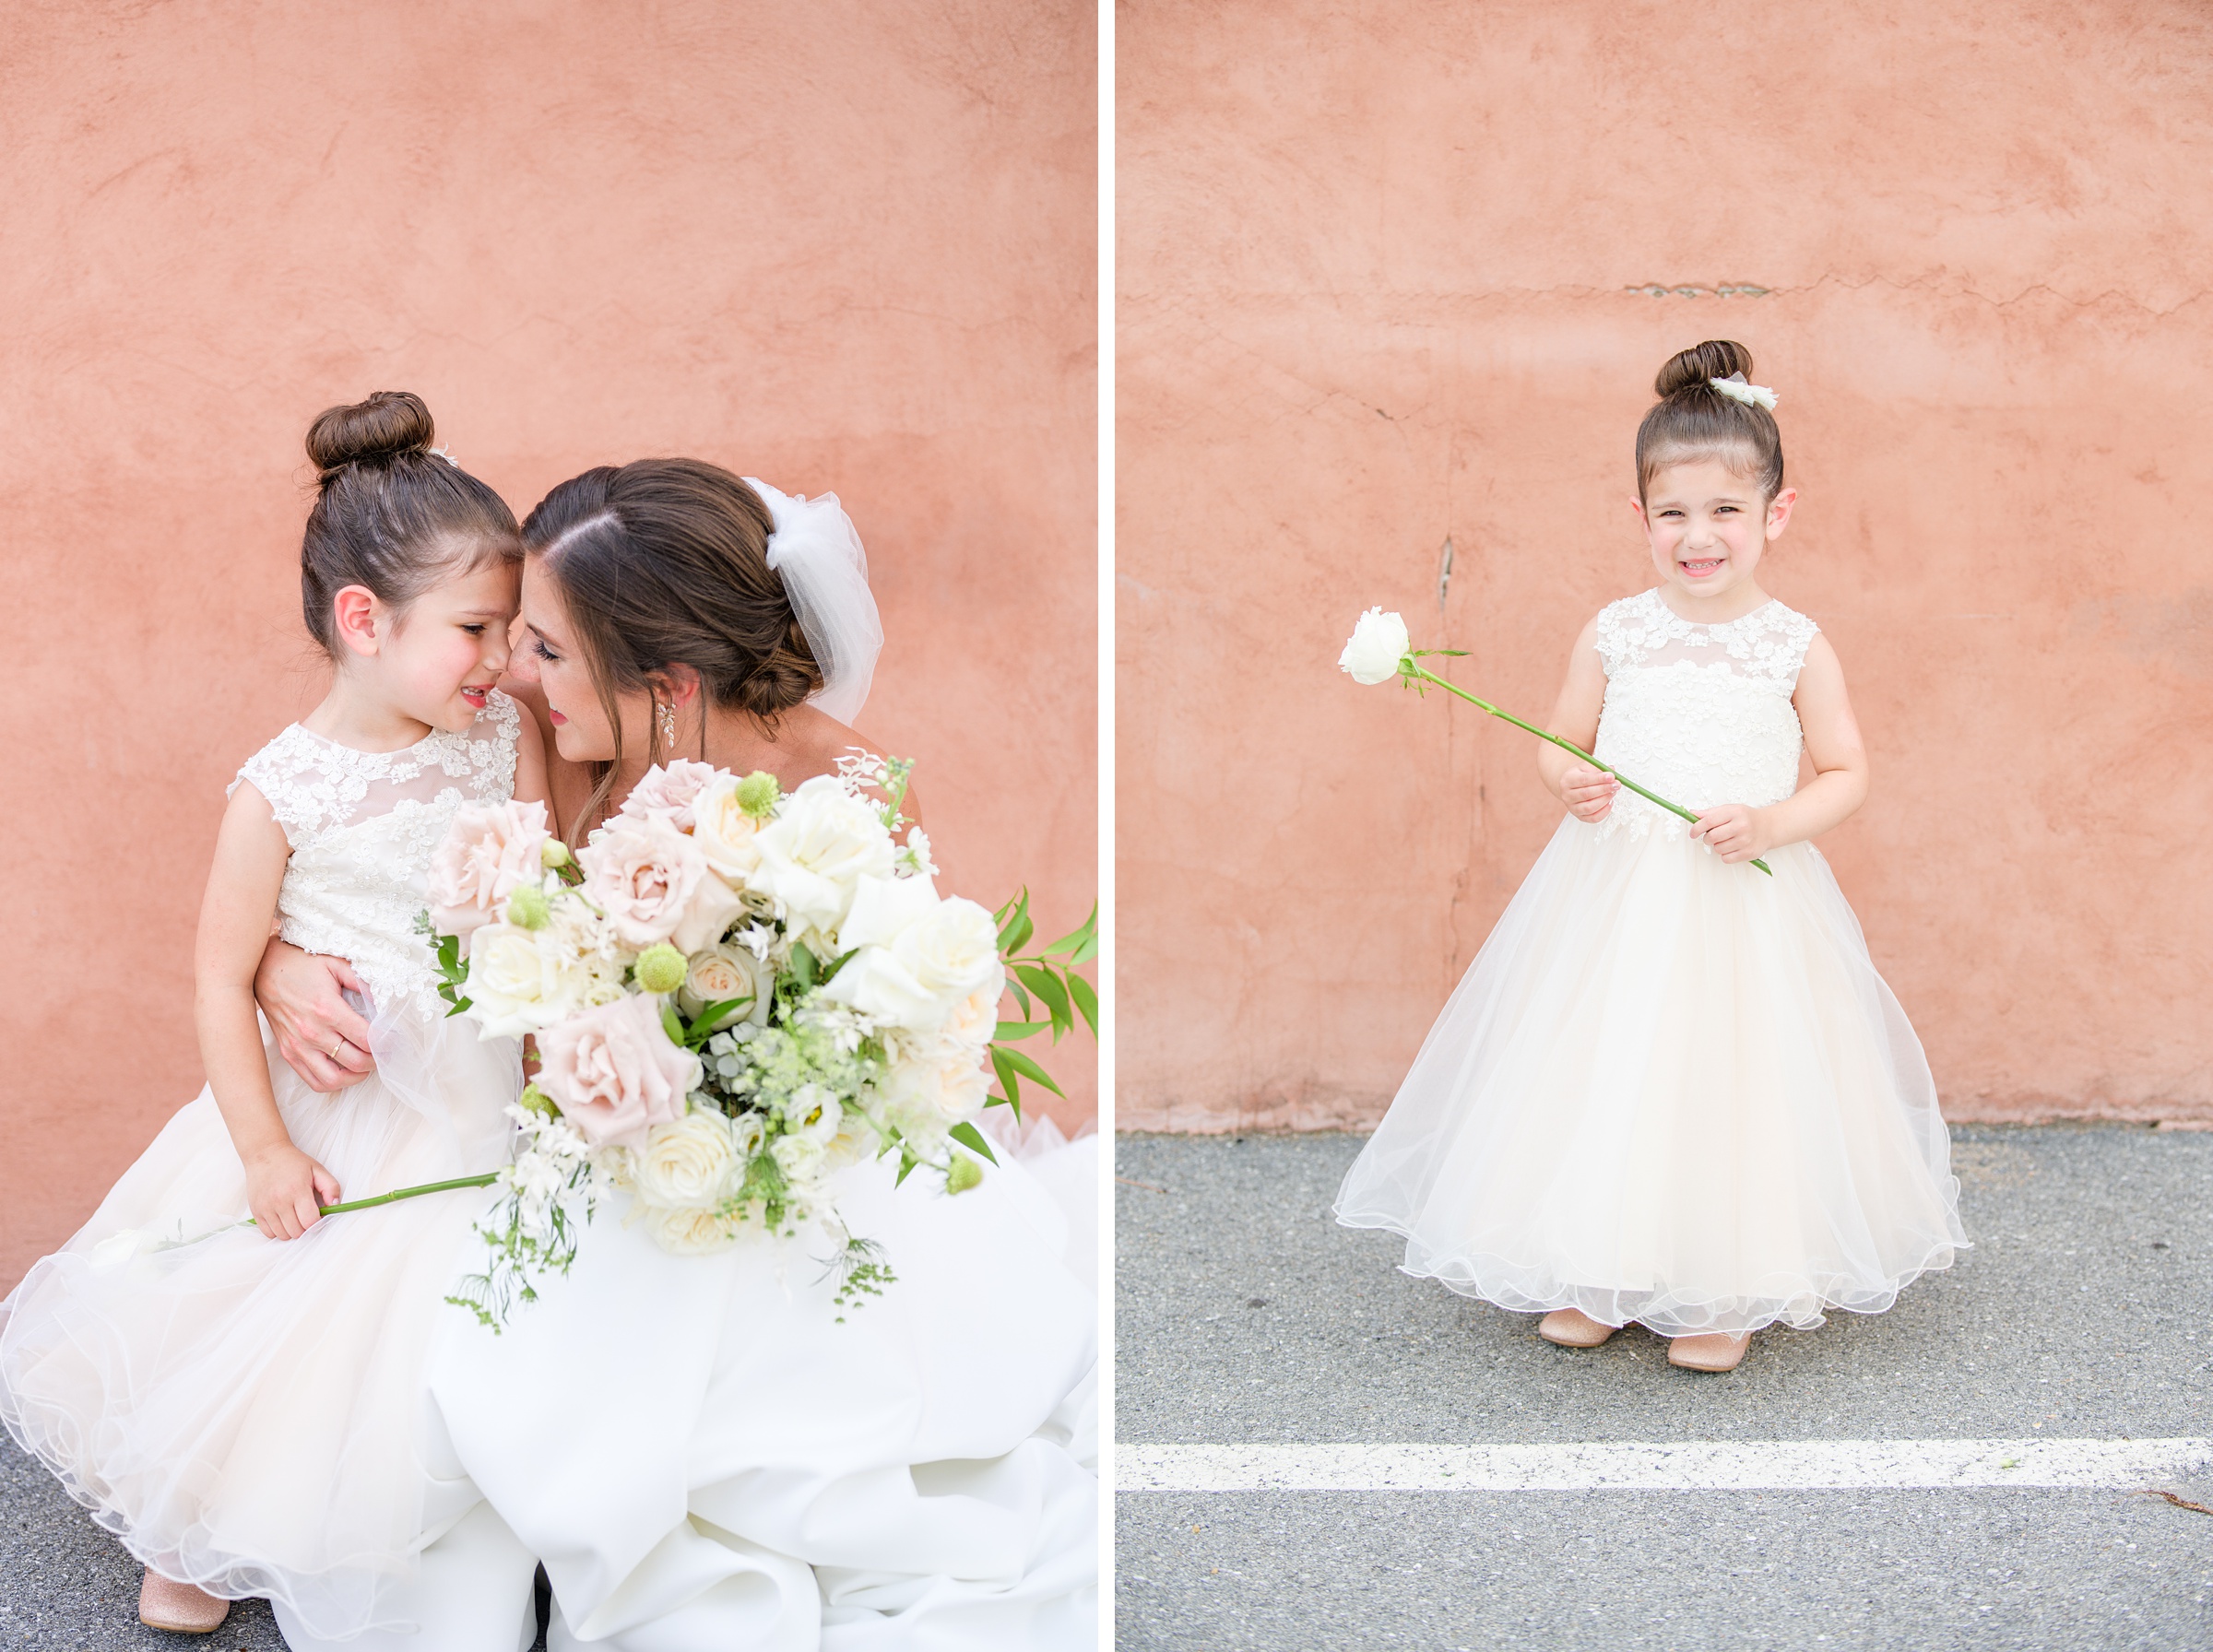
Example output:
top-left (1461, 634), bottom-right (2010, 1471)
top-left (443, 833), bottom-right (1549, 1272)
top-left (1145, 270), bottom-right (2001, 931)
top-left (1635, 340), bottom-right (1785, 504)
top-left (523, 458), bottom-right (823, 835)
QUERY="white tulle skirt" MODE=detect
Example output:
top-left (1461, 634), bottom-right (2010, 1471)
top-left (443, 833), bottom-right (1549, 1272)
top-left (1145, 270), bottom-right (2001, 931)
top-left (0, 1002), bottom-right (520, 1639)
top-left (1334, 820), bottom-right (1969, 1336)
top-left (377, 1129), bottom-right (1100, 1652)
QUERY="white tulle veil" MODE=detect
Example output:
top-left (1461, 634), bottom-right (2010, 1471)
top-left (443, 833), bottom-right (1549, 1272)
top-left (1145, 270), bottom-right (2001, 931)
top-left (744, 478), bottom-right (882, 726)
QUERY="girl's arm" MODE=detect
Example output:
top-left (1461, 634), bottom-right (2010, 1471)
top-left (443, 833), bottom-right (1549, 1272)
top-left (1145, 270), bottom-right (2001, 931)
top-left (199, 785), bottom-right (342, 1238)
top-left (1534, 616), bottom-right (1621, 823)
top-left (1690, 633), bottom-right (1870, 863)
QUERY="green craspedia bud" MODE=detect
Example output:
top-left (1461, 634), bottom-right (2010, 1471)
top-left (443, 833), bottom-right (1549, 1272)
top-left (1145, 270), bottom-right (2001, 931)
top-left (540, 838), bottom-right (572, 870)
top-left (736, 771), bottom-right (780, 819)
top-left (505, 883), bottom-right (551, 930)
top-left (518, 1082), bottom-right (560, 1119)
top-left (633, 942), bottom-right (687, 995)
top-left (945, 1154), bottom-right (985, 1195)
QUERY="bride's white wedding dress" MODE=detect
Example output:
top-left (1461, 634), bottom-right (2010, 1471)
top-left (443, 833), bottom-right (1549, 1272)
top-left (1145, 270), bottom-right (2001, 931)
top-left (0, 697), bottom-right (527, 1640)
top-left (1336, 590), bottom-right (1969, 1335)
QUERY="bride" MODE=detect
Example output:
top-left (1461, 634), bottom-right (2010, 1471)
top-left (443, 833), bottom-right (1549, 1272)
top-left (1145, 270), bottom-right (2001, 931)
top-left (255, 459), bottom-right (1097, 1650)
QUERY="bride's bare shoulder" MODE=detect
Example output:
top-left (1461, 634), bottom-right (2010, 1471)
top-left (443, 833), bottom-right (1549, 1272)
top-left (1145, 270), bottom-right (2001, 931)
top-left (778, 706), bottom-right (922, 824)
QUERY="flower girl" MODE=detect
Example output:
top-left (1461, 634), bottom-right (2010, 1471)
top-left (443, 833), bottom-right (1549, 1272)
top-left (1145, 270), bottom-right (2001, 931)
top-left (1335, 342), bottom-right (1968, 1374)
top-left (0, 392), bottom-right (544, 1633)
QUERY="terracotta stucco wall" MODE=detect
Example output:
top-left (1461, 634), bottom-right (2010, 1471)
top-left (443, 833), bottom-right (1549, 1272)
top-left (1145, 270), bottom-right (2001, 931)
top-left (1119, 0), bottom-right (2213, 1131)
top-left (0, 0), bottom-right (1095, 1277)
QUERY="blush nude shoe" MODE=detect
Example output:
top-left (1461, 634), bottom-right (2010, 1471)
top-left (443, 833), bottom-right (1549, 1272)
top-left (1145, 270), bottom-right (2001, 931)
top-left (139, 1568), bottom-right (231, 1634)
top-left (1667, 1331), bottom-right (1751, 1373)
top-left (1537, 1307), bottom-right (1618, 1348)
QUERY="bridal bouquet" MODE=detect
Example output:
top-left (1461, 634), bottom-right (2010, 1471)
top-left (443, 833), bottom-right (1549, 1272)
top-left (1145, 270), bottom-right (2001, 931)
top-left (419, 753), bottom-right (1095, 1327)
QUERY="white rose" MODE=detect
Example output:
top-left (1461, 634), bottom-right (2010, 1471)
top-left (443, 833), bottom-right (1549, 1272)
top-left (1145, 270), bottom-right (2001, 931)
top-left (630, 1112), bottom-right (740, 1210)
top-left (692, 774), bottom-right (766, 883)
top-left (1338, 607), bottom-right (1411, 685)
top-left (816, 878), bottom-right (1001, 1031)
top-left (646, 1204), bottom-right (740, 1256)
top-left (678, 945), bottom-right (772, 1032)
top-left (745, 775), bottom-right (895, 938)
top-left (882, 1048), bottom-right (991, 1129)
top-left (463, 921), bottom-right (588, 1039)
top-left (771, 1132), bottom-right (828, 1186)
top-left (577, 817), bottom-right (708, 949)
top-left (940, 980), bottom-right (1002, 1057)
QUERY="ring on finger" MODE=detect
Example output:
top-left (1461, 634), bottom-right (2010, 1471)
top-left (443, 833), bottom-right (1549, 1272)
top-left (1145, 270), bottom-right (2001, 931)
top-left (329, 1038), bottom-right (348, 1060)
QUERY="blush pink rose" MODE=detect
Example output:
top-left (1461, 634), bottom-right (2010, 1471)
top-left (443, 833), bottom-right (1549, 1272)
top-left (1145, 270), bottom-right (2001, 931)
top-left (534, 992), bottom-right (703, 1150)
top-left (578, 817), bottom-right (709, 949)
top-left (618, 760), bottom-right (719, 832)
top-left (428, 799), bottom-right (551, 937)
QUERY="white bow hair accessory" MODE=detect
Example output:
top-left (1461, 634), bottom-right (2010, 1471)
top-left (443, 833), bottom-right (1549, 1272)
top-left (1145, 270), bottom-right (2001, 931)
top-left (1710, 373), bottom-right (1778, 411)
top-left (744, 477), bottom-right (883, 726)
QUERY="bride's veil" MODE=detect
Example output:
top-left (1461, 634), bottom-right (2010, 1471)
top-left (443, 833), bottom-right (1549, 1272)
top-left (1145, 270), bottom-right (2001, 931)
top-left (745, 478), bottom-right (882, 725)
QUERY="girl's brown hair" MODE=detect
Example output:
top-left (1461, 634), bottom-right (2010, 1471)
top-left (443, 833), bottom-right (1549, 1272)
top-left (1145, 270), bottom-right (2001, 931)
top-left (1634, 340), bottom-right (1784, 503)
top-left (301, 391), bottom-right (520, 654)
top-left (522, 458), bottom-right (822, 834)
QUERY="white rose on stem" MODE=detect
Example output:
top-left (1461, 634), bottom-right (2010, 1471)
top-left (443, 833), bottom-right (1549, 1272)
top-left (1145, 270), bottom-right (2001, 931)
top-left (692, 773), bottom-right (767, 883)
top-left (631, 1113), bottom-right (740, 1210)
top-left (771, 1132), bottom-right (828, 1186)
top-left (1339, 608), bottom-right (1412, 685)
top-left (745, 775), bottom-right (896, 938)
top-left (429, 799), bottom-right (552, 937)
top-left (577, 817), bottom-right (709, 950)
top-left (619, 760), bottom-right (718, 832)
top-left (678, 945), bottom-right (773, 1032)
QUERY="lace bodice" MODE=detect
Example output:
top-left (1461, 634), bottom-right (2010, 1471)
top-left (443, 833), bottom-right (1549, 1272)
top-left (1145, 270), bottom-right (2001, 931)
top-left (230, 693), bottom-right (522, 1013)
top-left (1588, 590), bottom-right (1818, 841)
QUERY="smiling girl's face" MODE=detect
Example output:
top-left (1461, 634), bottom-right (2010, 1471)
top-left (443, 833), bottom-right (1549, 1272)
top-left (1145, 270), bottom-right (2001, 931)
top-left (508, 558), bottom-right (653, 762)
top-left (1633, 455), bottom-right (1797, 615)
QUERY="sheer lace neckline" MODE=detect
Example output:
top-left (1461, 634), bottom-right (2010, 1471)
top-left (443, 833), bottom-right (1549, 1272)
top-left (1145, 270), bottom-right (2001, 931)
top-left (1641, 590), bottom-right (1781, 631)
top-left (291, 720), bottom-right (456, 761)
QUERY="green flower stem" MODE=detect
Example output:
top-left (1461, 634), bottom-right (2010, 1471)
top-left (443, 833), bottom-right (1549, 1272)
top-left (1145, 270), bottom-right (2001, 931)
top-left (1406, 661), bottom-right (1773, 877)
top-left (246, 1173), bottom-right (502, 1228)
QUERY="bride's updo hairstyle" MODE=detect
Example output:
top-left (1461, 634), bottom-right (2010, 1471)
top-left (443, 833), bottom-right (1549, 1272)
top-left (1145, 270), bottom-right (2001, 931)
top-left (523, 458), bottom-right (824, 828)
top-left (1635, 340), bottom-right (1785, 504)
top-left (301, 390), bottom-right (521, 656)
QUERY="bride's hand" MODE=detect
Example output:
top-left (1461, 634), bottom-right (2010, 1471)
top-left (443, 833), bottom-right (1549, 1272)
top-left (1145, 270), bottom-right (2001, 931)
top-left (1561, 763), bottom-right (1617, 823)
top-left (254, 938), bottom-right (377, 1092)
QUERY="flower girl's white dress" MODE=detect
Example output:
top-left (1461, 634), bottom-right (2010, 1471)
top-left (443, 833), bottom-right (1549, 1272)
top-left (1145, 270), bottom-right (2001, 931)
top-left (1335, 592), bottom-right (1969, 1335)
top-left (0, 697), bottom-right (527, 1640)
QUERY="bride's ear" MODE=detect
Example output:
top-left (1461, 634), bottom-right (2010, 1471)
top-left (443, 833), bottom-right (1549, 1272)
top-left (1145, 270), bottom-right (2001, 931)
top-left (648, 663), bottom-right (704, 708)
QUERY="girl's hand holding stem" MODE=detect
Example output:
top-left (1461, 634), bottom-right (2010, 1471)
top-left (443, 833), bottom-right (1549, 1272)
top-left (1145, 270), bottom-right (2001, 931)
top-left (242, 1140), bottom-right (341, 1241)
top-left (1559, 763), bottom-right (1619, 824)
top-left (1689, 803), bottom-right (1773, 865)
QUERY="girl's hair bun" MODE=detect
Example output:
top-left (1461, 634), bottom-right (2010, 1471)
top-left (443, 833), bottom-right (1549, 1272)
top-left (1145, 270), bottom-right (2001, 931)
top-left (1655, 340), bottom-right (1756, 398)
top-left (305, 390), bottom-right (437, 478)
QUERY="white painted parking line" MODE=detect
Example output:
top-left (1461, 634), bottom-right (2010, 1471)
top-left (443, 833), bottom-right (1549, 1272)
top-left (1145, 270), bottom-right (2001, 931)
top-left (1118, 1438), bottom-right (2213, 1493)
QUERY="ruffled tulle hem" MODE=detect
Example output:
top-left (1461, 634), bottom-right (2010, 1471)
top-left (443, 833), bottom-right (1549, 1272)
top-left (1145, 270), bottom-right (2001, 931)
top-left (1334, 1209), bottom-right (1963, 1335)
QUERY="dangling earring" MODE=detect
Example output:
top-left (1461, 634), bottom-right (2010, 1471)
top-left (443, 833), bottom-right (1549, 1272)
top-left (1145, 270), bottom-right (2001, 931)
top-left (657, 700), bottom-right (678, 748)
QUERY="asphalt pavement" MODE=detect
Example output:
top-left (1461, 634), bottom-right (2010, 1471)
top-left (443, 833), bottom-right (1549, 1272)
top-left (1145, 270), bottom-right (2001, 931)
top-left (1115, 1126), bottom-right (2213, 1651)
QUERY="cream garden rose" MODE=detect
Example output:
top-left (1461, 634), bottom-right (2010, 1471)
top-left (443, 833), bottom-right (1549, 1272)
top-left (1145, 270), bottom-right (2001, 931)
top-left (745, 775), bottom-right (895, 937)
top-left (464, 921), bottom-right (593, 1039)
top-left (645, 1204), bottom-right (739, 1257)
top-left (428, 799), bottom-right (551, 936)
top-left (692, 773), bottom-right (768, 884)
top-left (678, 944), bottom-right (772, 1032)
top-left (630, 1113), bottom-right (740, 1210)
